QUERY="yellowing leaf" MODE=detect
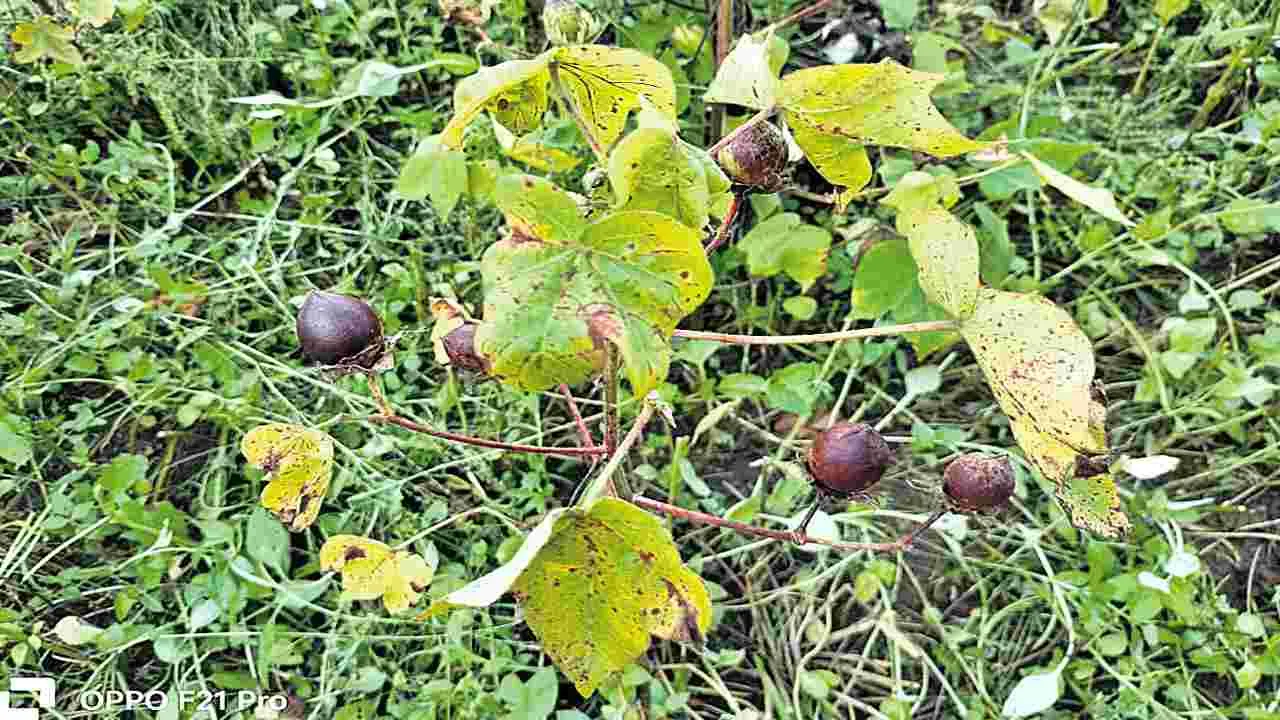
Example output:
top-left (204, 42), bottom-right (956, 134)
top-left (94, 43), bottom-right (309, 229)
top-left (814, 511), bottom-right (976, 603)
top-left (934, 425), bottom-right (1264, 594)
top-left (882, 171), bottom-right (978, 319)
top-left (77, 0), bottom-right (115, 27)
top-left (962, 290), bottom-right (1098, 451)
top-left (441, 57), bottom-right (552, 148)
top-left (1056, 474), bottom-right (1130, 538)
top-left (704, 32), bottom-right (780, 109)
top-left (737, 212), bottom-right (832, 292)
top-left (492, 118), bottom-right (582, 173)
top-left (608, 127), bottom-right (712, 228)
top-left (850, 238), bottom-right (960, 358)
top-left (1033, 0), bottom-right (1073, 45)
top-left (241, 423), bottom-right (335, 532)
top-left (551, 45), bottom-right (677, 152)
top-left (787, 114), bottom-right (872, 209)
top-left (320, 535), bottom-right (435, 613)
top-left (778, 60), bottom-right (984, 159)
top-left (476, 175), bottom-right (712, 397)
top-left (511, 499), bottom-right (711, 696)
top-left (1023, 153), bottom-right (1134, 227)
top-left (12, 17), bottom-right (84, 65)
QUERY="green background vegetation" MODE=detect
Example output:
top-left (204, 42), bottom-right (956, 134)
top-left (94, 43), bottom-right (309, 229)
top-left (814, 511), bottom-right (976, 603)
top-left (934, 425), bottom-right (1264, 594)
top-left (2, 0), bottom-right (1279, 718)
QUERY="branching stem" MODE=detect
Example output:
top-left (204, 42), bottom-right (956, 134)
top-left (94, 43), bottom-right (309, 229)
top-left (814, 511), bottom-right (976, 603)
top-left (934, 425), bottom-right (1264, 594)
top-left (672, 320), bottom-right (958, 345)
top-left (560, 383), bottom-right (597, 450)
top-left (632, 496), bottom-right (948, 552)
top-left (363, 375), bottom-right (605, 458)
top-left (579, 397), bottom-right (658, 506)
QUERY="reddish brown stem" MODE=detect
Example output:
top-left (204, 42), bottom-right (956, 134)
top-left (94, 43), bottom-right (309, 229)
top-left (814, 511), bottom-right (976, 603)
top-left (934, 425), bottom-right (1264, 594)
top-left (631, 495), bottom-right (941, 552)
top-left (705, 192), bottom-right (744, 253)
top-left (369, 414), bottom-right (607, 458)
top-left (560, 383), bottom-right (597, 450)
top-left (602, 346), bottom-right (620, 455)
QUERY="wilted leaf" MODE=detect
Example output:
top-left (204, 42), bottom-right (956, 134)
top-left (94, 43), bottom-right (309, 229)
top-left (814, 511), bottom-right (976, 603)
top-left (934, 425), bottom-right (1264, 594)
top-left (1002, 660), bottom-right (1065, 717)
top-left (421, 509), bottom-right (568, 618)
top-left (476, 175), bottom-right (712, 397)
top-left (512, 499), bottom-right (711, 696)
top-left (609, 127), bottom-right (711, 228)
top-left (882, 172), bottom-right (978, 318)
top-left (320, 535), bottom-right (436, 613)
top-left (1033, 0), bottom-right (1073, 44)
top-left (12, 17), bottom-right (83, 65)
top-left (779, 59), bottom-right (984, 158)
top-left (54, 616), bottom-right (103, 646)
top-left (553, 45), bottom-right (677, 152)
top-left (1119, 454), bottom-right (1179, 479)
top-left (705, 32), bottom-right (780, 109)
top-left (396, 136), bottom-right (469, 218)
top-left (241, 423), bottom-right (334, 532)
top-left (428, 297), bottom-right (473, 367)
top-left (737, 212), bottom-right (832, 291)
top-left (1024, 153), bottom-right (1133, 227)
top-left (441, 57), bottom-right (553, 148)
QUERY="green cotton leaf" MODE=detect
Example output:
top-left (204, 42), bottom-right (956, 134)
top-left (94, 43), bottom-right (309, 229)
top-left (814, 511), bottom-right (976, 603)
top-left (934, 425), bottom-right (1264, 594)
top-left (851, 239), bottom-right (918, 319)
top-left (973, 203), bottom-right (1013, 286)
top-left (512, 498), bottom-right (711, 697)
top-left (704, 32), bottom-right (780, 109)
top-left (778, 59), bottom-right (984, 159)
top-left (441, 56), bottom-right (553, 148)
top-left (1154, 0), bottom-right (1192, 24)
top-left (608, 127), bottom-right (711, 228)
top-left (11, 17), bottom-right (84, 65)
top-left (1023, 153), bottom-right (1134, 227)
top-left (476, 175), bottom-right (712, 397)
top-left (552, 45), bottom-right (677, 153)
top-left (787, 115), bottom-right (871, 210)
top-left (396, 136), bottom-right (469, 218)
top-left (737, 212), bottom-right (832, 291)
top-left (1220, 198), bottom-right (1280, 235)
top-left (882, 171), bottom-right (979, 319)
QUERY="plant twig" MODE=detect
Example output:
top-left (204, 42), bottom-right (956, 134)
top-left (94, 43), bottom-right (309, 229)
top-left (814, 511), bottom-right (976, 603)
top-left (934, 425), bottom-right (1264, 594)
top-left (763, 0), bottom-right (839, 34)
top-left (368, 414), bottom-right (608, 458)
top-left (705, 192), bottom-right (744, 253)
top-left (707, 105), bottom-right (778, 157)
top-left (672, 320), bottom-right (958, 345)
top-left (603, 346), bottom-right (620, 455)
top-left (548, 60), bottom-right (608, 166)
top-left (632, 495), bottom-right (946, 552)
top-left (579, 395), bottom-right (659, 505)
top-left (561, 383), bottom-right (597, 450)
top-left (367, 374), bottom-right (393, 415)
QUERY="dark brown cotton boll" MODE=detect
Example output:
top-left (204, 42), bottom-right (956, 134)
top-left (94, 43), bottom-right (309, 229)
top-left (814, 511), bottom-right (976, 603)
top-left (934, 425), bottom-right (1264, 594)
top-left (715, 121), bottom-right (789, 191)
top-left (806, 422), bottom-right (894, 497)
top-left (296, 291), bottom-right (384, 367)
top-left (442, 322), bottom-right (489, 374)
top-left (943, 454), bottom-right (1015, 513)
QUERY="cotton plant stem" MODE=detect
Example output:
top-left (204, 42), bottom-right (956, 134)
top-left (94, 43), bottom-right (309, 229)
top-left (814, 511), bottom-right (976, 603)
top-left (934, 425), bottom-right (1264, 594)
top-left (603, 346), bottom-right (620, 455)
top-left (707, 105), bottom-right (778, 157)
top-left (369, 414), bottom-right (608, 458)
top-left (548, 61), bottom-right (608, 166)
top-left (560, 383), bottom-right (597, 450)
top-left (579, 398), bottom-right (658, 506)
top-left (705, 192), bottom-right (743, 253)
top-left (364, 375), bottom-right (605, 458)
top-left (672, 320), bottom-right (958, 346)
top-left (632, 496), bottom-right (948, 552)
